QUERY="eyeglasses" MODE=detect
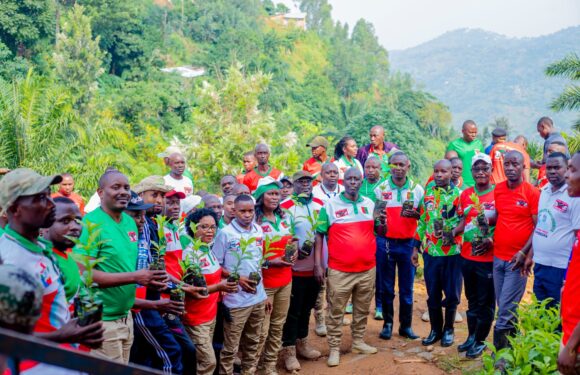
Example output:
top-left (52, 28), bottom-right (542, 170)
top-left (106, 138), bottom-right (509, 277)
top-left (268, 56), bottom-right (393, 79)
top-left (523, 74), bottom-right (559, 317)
top-left (471, 167), bottom-right (490, 173)
top-left (199, 224), bottom-right (217, 231)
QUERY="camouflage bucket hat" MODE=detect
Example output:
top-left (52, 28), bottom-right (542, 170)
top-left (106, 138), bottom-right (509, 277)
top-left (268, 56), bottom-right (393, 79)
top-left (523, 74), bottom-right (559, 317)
top-left (0, 168), bottom-right (62, 215)
top-left (133, 175), bottom-right (173, 194)
top-left (0, 264), bottom-right (43, 332)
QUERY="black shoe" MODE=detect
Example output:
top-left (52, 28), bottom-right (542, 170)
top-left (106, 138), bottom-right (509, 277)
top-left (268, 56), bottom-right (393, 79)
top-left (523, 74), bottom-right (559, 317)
top-left (441, 328), bottom-right (455, 347)
top-left (379, 323), bottom-right (393, 340)
top-left (466, 342), bottom-right (486, 358)
top-left (457, 334), bottom-right (475, 352)
top-left (422, 330), bottom-right (442, 346)
top-left (399, 326), bottom-right (419, 340)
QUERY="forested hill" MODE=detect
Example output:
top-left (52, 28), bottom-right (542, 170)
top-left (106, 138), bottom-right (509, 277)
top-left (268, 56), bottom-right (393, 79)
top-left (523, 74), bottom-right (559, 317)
top-left (390, 27), bottom-right (580, 135)
top-left (0, 0), bottom-right (453, 194)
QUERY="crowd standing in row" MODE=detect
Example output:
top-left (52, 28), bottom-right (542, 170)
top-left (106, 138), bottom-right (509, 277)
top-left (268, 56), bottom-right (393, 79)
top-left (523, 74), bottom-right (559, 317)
top-left (0, 117), bottom-right (579, 375)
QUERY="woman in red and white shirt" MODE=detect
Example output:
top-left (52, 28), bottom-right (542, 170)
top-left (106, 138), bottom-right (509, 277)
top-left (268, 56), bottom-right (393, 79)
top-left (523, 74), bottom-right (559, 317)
top-left (180, 209), bottom-right (237, 375)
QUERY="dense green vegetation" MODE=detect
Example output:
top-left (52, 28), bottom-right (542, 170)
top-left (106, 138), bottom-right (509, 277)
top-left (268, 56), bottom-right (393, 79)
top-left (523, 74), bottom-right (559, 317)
top-left (390, 27), bottom-right (580, 135)
top-left (0, 0), bottom-right (456, 196)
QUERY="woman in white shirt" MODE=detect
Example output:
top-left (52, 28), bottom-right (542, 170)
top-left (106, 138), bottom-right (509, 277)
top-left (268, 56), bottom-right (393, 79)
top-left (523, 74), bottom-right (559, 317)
top-left (333, 136), bottom-right (364, 183)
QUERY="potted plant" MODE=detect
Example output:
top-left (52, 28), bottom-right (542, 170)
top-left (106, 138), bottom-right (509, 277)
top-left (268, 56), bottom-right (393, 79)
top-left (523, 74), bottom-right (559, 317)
top-left (297, 210), bottom-right (319, 259)
top-left (70, 221), bottom-right (106, 327)
top-left (470, 193), bottom-right (489, 236)
top-left (282, 211), bottom-right (298, 262)
top-left (170, 282), bottom-right (186, 303)
top-left (149, 215), bottom-right (169, 271)
top-left (227, 236), bottom-right (257, 286)
top-left (432, 188), bottom-right (444, 238)
top-left (401, 191), bottom-right (415, 214)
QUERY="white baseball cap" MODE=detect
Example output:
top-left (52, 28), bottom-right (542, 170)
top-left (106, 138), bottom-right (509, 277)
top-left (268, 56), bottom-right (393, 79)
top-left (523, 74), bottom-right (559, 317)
top-left (472, 153), bottom-right (492, 166)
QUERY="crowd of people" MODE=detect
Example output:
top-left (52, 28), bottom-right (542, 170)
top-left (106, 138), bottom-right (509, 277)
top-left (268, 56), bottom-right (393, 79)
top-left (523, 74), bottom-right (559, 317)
top-left (0, 117), bottom-right (579, 375)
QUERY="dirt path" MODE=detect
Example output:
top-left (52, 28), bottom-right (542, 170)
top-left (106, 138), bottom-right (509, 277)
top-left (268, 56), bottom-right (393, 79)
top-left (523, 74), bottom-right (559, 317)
top-left (282, 279), bottom-right (500, 375)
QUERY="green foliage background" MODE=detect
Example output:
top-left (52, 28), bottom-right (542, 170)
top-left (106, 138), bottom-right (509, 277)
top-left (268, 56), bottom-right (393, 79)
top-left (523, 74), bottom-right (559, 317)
top-left (0, 0), bottom-right (455, 196)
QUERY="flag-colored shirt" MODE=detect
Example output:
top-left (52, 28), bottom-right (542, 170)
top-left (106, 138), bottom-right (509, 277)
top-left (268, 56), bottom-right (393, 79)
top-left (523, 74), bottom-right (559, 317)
top-left (493, 181), bottom-right (540, 261)
top-left (415, 184), bottom-right (463, 256)
top-left (446, 137), bottom-right (484, 187)
top-left (243, 167), bottom-right (284, 193)
top-left (317, 193), bottom-right (376, 273)
top-left (52, 247), bottom-right (82, 304)
top-left (259, 214), bottom-right (293, 288)
top-left (374, 177), bottom-right (425, 239)
top-left (562, 231), bottom-right (580, 351)
top-left (457, 186), bottom-right (496, 262)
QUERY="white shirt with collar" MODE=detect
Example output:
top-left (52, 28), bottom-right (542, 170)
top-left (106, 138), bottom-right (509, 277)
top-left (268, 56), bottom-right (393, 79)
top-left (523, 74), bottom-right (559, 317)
top-left (313, 182), bottom-right (344, 204)
top-left (532, 183), bottom-right (580, 269)
top-left (212, 219), bottom-right (267, 308)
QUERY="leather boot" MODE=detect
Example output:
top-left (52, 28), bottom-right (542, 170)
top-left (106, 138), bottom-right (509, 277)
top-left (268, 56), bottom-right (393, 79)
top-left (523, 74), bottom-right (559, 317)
top-left (296, 338), bottom-right (321, 359)
top-left (458, 314), bottom-right (476, 352)
top-left (398, 302), bottom-right (419, 340)
top-left (280, 346), bottom-right (300, 371)
top-left (379, 303), bottom-right (394, 340)
top-left (422, 307), bottom-right (443, 346)
top-left (441, 307), bottom-right (456, 347)
top-left (467, 319), bottom-right (493, 358)
top-left (493, 328), bottom-right (510, 352)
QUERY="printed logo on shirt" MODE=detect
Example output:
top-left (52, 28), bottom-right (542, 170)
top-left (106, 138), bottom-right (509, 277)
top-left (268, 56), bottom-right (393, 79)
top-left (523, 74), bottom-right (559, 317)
top-left (425, 197), bottom-right (435, 211)
top-left (165, 232), bottom-right (173, 243)
top-left (128, 231), bottom-right (138, 242)
top-left (281, 220), bottom-right (289, 229)
top-left (261, 225), bottom-right (272, 233)
top-left (228, 239), bottom-right (241, 250)
top-left (361, 206), bottom-right (369, 214)
top-left (553, 199), bottom-right (569, 213)
top-left (382, 192), bottom-right (393, 200)
top-left (255, 237), bottom-right (263, 247)
top-left (516, 200), bottom-right (528, 207)
top-left (200, 257), bottom-right (210, 268)
top-left (483, 202), bottom-right (495, 210)
top-left (335, 208), bottom-right (349, 218)
top-left (38, 262), bottom-right (53, 287)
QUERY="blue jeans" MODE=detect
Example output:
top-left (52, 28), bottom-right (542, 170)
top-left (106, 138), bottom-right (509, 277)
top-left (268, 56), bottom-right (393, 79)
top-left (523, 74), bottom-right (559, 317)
top-left (533, 263), bottom-right (566, 309)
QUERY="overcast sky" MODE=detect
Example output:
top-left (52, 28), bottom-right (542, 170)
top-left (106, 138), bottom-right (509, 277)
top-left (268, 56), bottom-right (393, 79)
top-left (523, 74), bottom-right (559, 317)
top-left (313, 0), bottom-right (580, 50)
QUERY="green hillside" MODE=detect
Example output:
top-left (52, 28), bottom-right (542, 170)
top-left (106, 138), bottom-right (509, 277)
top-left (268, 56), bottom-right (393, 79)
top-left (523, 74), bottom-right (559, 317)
top-left (390, 27), bottom-right (580, 137)
top-left (0, 0), bottom-right (453, 194)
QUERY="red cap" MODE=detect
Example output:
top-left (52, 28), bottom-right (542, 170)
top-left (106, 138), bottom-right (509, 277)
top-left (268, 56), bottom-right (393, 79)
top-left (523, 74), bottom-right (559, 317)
top-left (166, 190), bottom-right (186, 199)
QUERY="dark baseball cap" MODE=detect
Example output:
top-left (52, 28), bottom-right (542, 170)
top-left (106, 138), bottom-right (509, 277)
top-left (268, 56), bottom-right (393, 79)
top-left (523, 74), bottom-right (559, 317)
top-left (492, 128), bottom-right (507, 137)
top-left (126, 191), bottom-right (154, 211)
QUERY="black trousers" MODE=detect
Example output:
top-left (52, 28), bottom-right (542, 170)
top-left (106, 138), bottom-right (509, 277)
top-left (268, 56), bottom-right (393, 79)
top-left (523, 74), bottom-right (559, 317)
top-left (282, 275), bottom-right (321, 346)
top-left (423, 253), bottom-right (462, 309)
top-left (462, 257), bottom-right (495, 341)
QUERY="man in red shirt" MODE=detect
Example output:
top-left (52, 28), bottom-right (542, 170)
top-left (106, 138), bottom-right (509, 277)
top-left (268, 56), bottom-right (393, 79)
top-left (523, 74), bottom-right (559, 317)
top-left (243, 144), bottom-right (283, 193)
top-left (558, 152), bottom-right (580, 374)
top-left (492, 150), bottom-right (539, 353)
top-left (52, 173), bottom-right (85, 215)
top-left (303, 136), bottom-right (330, 183)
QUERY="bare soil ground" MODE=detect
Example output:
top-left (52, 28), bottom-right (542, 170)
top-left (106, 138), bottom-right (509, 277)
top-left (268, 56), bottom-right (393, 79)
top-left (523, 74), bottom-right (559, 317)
top-left (281, 276), bottom-right (534, 375)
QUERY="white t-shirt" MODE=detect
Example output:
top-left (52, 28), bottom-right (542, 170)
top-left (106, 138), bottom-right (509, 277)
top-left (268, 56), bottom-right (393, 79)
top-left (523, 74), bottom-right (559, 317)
top-left (164, 174), bottom-right (194, 196)
top-left (212, 220), bottom-right (267, 309)
top-left (85, 192), bottom-right (101, 213)
top-left (333, 156), bottom-right (364, 183)
top-left (532, 183), bottom-right (580, 269)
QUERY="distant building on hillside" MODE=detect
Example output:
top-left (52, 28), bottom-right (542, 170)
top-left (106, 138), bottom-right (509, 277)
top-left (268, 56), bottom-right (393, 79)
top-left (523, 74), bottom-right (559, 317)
top-left (160, 66), bottom-right (205, 78)
top-left (269, 6), bottom-right (306, 30)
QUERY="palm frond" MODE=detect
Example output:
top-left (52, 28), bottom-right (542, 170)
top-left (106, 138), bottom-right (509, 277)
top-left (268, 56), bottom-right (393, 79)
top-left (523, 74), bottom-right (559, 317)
top-left (546, 53), bottom-right (580, 80)
top-left (549, 85), bottom-right (580, 112)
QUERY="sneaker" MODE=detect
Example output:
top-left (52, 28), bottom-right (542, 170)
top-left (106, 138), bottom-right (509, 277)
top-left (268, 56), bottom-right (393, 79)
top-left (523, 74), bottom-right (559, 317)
top-left (327, 349), bottom-right (340, 367)
top-left (352, 341), bottom-right (378, 355)
top-left (345, 302), bottom-right (353, 314)
top-left (421, 311), bottom-right (430, 322)
top-left (374, 307), bottom-right (383, 321)
top-left (455, 311), bottom-right (463, 323)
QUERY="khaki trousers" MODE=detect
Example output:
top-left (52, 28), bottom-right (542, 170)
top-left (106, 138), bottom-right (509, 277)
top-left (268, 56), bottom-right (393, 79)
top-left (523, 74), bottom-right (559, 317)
top-left (219, 302), bottom-right (266, 375)
top-left (185, 319), bottom-right (217, 375)
top-left (326, 267), bottom-right (375, 350)
top-left (92, 314), bottom-right (134, 364)
top-left (258, 283), bottom-right (292, 367)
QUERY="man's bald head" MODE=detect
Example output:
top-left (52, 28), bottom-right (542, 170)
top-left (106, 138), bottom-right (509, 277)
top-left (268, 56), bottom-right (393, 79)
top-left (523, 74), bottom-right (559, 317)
top-left (370, 125), bottom-right (385, 136)
top-left (232, 183), bottom-right (251, 196)
top-left (344, 167), bottom-right (362, 180)
top-left (321, 162), bottom-right (338, 173)
top-left (255, 143), bottom-right (270, 153)
top-left (505, 150), bottom-right (524, 164)
top-left (461, 120), bottom-right (478, 142)
top-left (513, 135), bottom-right (528, 149)
top-left (433, 159), bottom-right (452, 187)
top-left (444, 150), bottom-right (459, 160)
top-left (369, 126), bottom-right (385, 148)
top-left (434, 159), bottom-right (452, 170)
top-left (168, 152), bottom-right (186, 177)
top-left (98, 170), bottom-right (126, 189)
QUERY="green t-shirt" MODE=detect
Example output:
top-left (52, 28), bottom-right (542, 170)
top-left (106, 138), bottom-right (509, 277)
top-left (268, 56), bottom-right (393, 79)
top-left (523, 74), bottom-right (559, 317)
top-left (75, 208), bottom-right (139, 321)
top-left (53, 248), bottom-right (82, 303)
top-left (360, 177), bottom-right (386, 201)
top-left (446, 138), bottom-right (484, 187)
